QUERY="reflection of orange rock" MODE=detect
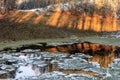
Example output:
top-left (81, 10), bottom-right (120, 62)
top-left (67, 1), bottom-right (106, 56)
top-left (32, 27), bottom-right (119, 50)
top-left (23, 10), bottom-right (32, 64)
top-left (46, 42), bottom-right (117, 68)
top-left (90, 43), bottom-right (100, 52)
top-left (46, 42), bottom-right (116, 55)
top-left (83, 42), bottom-right (90, 51)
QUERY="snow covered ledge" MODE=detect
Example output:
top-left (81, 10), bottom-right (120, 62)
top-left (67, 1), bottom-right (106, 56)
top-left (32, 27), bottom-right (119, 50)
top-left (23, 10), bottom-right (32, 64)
top-left (19, 8), bottom-right (45, 15)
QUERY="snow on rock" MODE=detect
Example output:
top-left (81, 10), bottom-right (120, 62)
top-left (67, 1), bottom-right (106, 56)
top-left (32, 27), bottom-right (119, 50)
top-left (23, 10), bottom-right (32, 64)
top-left (21, 49), bottom-right (40, 53)
top-left (89, 62), bottom-right (100, 68)
top-left (20, 8), bottom-right (45, 15)
top-left (58, 58), bottom-right (90, 70)
top-left (113, 58), bottom-right (120, 64)
top-left (15, 65), bottom-right (40, 79)
top-left (18, 54), bottom-right (31, 62)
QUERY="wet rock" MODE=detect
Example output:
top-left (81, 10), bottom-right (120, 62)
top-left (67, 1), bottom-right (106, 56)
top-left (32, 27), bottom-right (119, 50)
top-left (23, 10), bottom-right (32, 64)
top-left (50, 60), bottom-right (59, 71)
top-left (37, 64), bottom-right (47, 68)
top-left (70, 53), bottom-right (92, 60)
top-left (0, 58), bottom-right (6, 64)
top-left (0, 65), bottom-right (15, 72)
top-left (44, 57), bottom-right (52, 64)
top-left (12, 64), bottom-right (19, 68)
top-left (94, 73), bottom-right (106, 78)
top-left (33, 61), bottom-right (45, 65)
top-left (34, 71), bottom-right (93, 80)
top-left (65, 74), bottom-right (93, 79)
top-left (58, 58), bottom-right (90, 70)
top-left (18, 54), bottom-right (29, 62)
top-left (113, 58), bottom-right (120, 64)
top-left (76, 53), bottom-right (93, 59)
top-left (2, 54), bottom-right (12, 59)
top-left (89, 62), bottom-right (100, 68)
top-left (37, 64), bottom-right (48, 73)
top-left (0, 54), bottom-right (3, 58)
top-left (0, 64), bottom-right (8, 70)
top-left (51, 60), bottom-right (59, 64)
top-left (38, 71), bottom-right (66, 79)
top-left (83, 67), bottom-right (106, 74)
top-left (21, 49), bottom-right (40, 54)
top-left (11, 53), bottom-right (21, 57)
top-left (0, 70), bottom-right (7, 79)
top-left (0, 41), bottom-right (119, 80)
top-left (27, 54), bottom-right (40, 60)
top-left (17, 63), bottom-right (27, 67)
top-left (6, 59), bottom-right (17, 65)
top-left (54, 52), bottom-right (68, 60)
top-left (5, 68), bottom-right (15, 78)
top-left (109, 68), bottom-right (120, 75)
top-left (41, 52), bottom-right (54, 58)
top-left (15, 64), bottom-right (40, 79)
top-left (109, 58), bottom-right (120, 69)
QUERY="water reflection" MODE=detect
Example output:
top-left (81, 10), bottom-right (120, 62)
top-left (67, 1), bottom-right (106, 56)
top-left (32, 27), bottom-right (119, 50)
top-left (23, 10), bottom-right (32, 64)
top-left (45, 42), bottom-right (120, 68)
top-left (0, 42), bottom-right (120, 79)
top-left (88, 52), bottom-right (115, 68)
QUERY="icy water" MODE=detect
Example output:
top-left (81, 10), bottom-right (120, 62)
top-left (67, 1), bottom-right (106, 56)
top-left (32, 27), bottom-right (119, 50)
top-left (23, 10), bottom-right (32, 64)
top-left (0, 42), bottom-right (120, 80)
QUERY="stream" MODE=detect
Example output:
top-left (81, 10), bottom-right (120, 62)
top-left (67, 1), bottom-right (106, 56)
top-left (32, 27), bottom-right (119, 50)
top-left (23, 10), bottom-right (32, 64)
top-left (0, 41), bottom-right (120, 80)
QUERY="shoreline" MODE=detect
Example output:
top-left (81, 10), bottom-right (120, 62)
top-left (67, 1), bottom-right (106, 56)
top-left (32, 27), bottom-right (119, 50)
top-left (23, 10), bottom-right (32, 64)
top-left (0, 37), bottom-right (120, 51)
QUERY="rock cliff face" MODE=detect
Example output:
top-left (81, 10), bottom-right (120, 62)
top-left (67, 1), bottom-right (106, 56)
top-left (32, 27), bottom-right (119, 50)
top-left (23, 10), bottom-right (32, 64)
top-left (46, 12), bottom-right (120, 32)
top-left (1, 0), bottom-right (119, 32)
top-left (4, 10), bottom-right (120, 32)
top-left (0, 9), bottom-right (120, 41)
top-left (0, 0), bottom-right (120, 41)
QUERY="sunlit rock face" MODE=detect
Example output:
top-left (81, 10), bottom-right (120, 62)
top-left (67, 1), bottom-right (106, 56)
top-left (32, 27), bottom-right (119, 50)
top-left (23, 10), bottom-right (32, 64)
top-left (2, 0), bottom-right (119, 32)
top-left (46, 12), bottom-right (119, 32)
top-left (7, 10), bottom-right (120, 32)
